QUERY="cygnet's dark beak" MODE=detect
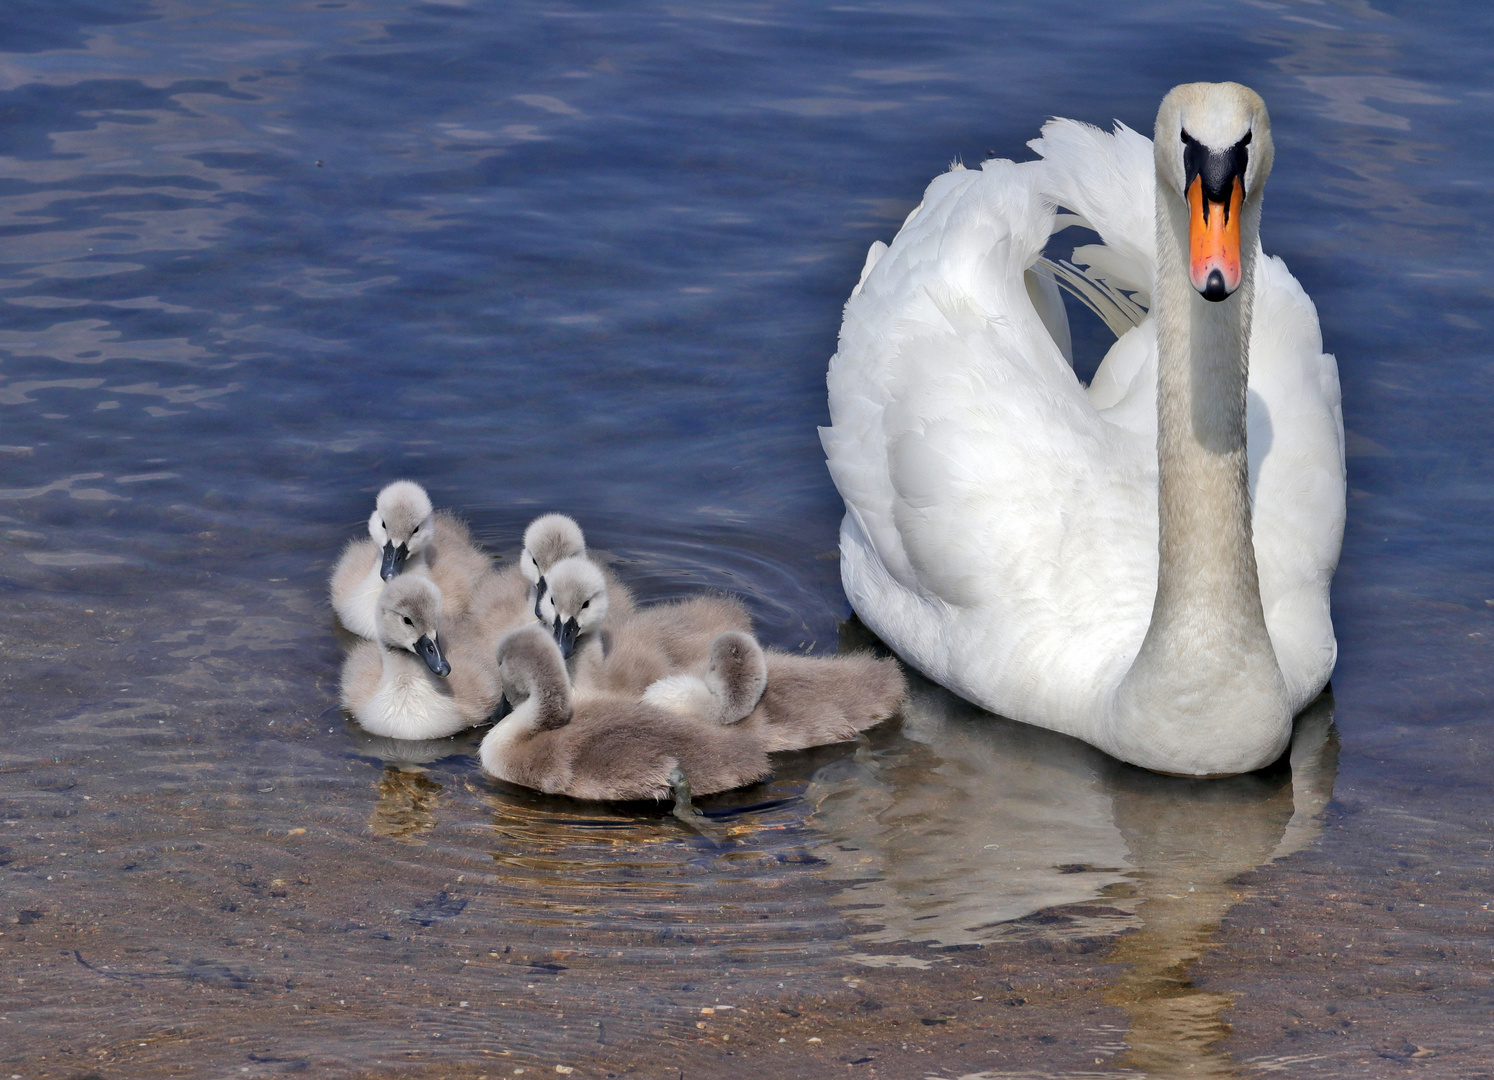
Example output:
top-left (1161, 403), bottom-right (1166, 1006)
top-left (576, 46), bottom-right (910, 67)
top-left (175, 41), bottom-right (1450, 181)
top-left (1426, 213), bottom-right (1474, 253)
top-left (414, 633), bottom-right (450, 677)
top-left (494, 694), bottom-right (511, 721)
top-left (380, 540), bottom-right (409, 580)
top-left (553, 615), bottom-right (580, 660)
top-left (532, 576), bottom-right (548, 622)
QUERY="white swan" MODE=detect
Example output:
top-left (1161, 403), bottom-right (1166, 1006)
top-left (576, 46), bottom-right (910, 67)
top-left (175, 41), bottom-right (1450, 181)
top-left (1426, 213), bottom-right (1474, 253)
top-left (821, 82), bottom-right (1345, 776)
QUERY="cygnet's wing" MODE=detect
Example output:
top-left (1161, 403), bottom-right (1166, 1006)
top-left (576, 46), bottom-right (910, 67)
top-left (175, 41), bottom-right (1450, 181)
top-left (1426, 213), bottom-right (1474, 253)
top-left (567, 696), bottom-right (771, 799)
top-left (329, 537), bottom-right (381, 638)
top-left (339, 639), bottom-right (384, 713)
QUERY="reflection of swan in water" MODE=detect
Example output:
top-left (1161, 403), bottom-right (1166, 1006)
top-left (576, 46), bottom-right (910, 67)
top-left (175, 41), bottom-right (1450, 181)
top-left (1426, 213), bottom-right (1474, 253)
top-left (805, 660), bottom-right (1337, 1074)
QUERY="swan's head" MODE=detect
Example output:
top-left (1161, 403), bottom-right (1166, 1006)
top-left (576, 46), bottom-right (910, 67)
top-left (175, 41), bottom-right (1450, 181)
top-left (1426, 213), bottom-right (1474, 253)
top-left (519, 512), bottom-right (586, 620)
top-left (535, 554), bottom-right (608, 660)
top-left (1155, 82), bottom-right (1274, 303)
top-left (369, 480), bottom-right (436, 580)
top-left (494, 624), bottom-right (572, 731)
top-left (376, 575), bottom-right (449, 677)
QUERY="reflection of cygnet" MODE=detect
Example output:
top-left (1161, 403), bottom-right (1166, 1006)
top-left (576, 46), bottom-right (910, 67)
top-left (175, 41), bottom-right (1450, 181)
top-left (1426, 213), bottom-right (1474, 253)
top-left (479, 626), bottom-right (770, 817)
top-left (645, 640), bottom-right (906, 752)
top-left (330, 480), bottom-right (492, 640)
top-left (340, 576), bottom-right (503, 740)
top-left (642, 630), bottom-right (768, 725)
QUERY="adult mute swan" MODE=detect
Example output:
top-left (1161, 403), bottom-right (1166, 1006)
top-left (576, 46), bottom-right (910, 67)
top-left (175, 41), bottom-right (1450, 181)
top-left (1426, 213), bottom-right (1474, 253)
top-left (821, 82), bottom-right (1345, 776)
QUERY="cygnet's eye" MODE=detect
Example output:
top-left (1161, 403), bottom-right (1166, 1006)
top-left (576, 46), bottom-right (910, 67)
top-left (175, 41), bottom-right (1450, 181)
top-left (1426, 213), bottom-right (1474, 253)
top-left (403, 616), bottom-right (413, 626)
top-left (581, 600), bottom-right (590, 609)
top-left (411, 523), bottom-right (419, 533)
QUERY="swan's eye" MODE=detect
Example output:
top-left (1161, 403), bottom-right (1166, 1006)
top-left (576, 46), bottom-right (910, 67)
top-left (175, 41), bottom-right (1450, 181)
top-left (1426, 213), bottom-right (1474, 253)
top-left (1180, 129), bottom-right (1198, 147)
top-left (1240, 130), bottom-right (1252, 147)
top-left (403, 616), bottom-right (413, 626)
top-left (411, 524), bottom-right (419, 533)
top-left (581, 600), bottom-right (590, 609)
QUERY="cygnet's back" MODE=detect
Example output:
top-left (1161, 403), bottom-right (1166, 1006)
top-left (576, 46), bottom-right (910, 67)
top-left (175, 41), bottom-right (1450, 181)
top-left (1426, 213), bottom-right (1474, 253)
top-left (480, 626), bottom-right (770, 802)
top-left (583, 592), bottom-right (754, 698)
top-left (744, 650), bottom-right (907, 752)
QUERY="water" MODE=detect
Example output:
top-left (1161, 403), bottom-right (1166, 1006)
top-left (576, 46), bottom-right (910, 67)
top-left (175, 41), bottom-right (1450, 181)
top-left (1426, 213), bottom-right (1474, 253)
top-left (2, 1), bottom-right (1491, 1076)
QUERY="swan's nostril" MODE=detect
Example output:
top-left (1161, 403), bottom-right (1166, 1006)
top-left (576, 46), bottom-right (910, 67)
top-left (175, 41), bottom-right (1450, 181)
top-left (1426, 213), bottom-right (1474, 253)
top-left (1201, 269), bottom-right (1229, 302)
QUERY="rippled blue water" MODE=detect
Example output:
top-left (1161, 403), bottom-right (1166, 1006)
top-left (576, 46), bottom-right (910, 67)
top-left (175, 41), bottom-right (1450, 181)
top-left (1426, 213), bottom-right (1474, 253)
top-left (2, 1), bottom-right (1491, 1076)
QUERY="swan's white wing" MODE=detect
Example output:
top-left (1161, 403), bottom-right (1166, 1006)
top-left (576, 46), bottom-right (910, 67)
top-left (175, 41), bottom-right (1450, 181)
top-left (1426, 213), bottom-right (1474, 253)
top-left (825, 159), bottom-right (1158, 732)
top-left (1029, 118), bottom-right (1155, 300)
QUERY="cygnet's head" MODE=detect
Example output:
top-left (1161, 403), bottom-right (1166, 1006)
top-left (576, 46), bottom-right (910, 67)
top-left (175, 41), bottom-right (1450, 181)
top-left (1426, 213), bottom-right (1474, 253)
top-left (1154, 82), bottom-right (1273, 303)
top-left (535, 554), bottom-right (607, 660)
top-left (706, 631), bottom-right (768, 724)
top-left (369, 480), bottom-right (436, 580)
top-left (519, 513), bottom-right (586, 616)
top-left (494, 625), bottom-right (571, 731)
top-left (376, 575), bottom-right (449, 676)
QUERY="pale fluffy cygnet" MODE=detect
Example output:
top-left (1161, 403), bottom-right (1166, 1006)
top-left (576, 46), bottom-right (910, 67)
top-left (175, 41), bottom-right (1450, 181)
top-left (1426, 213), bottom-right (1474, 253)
top-left (641, 630), bottom-right (768, 725)
top-left (741, 649), bottom-right (907, 752)
top-left (330, 480), bottom-right (493, 640)
top-left (340, 575), bottom-right (504, 740)
top-left (640, 633), bottom-right (906, 752)
top-left (478, 625), bottom-right (771, 814)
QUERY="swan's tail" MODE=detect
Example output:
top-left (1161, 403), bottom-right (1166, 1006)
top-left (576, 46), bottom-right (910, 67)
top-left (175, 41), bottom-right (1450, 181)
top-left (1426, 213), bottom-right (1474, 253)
top-left (748, 651), bottom-right (906, 753)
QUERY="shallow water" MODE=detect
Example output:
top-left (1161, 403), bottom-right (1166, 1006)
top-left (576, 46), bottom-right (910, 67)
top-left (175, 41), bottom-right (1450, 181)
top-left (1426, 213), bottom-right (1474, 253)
top-left (2, 1), bottom-right (1492, 1077)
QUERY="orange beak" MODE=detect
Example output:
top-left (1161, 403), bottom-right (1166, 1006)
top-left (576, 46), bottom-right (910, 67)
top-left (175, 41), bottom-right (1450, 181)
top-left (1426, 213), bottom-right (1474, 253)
top-left (1187, 175), bottom-right (1242, 302)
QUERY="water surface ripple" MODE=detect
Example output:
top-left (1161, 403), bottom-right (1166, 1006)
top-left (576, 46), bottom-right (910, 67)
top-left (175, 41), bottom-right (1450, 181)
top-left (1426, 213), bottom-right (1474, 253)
top-left (2, 1), bottom-right (1491, 1077)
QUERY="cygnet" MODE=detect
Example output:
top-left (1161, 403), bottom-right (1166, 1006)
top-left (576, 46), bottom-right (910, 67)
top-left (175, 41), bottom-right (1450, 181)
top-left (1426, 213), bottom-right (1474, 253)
top-left (340, 575), bottom-right (504, 740)
top-left (330, 480), bottom-right (493, 640)
top-left (479, 625), bottom-right (771, 820)
top-left (742, 649), bottom-right (907, 752)
top-left (641, 630), bottom-right (768, 725)
top-left (644, 641), bottom-right (906, 752)
top-left (519, 513), bottom-right (584, 612)
top-left (519, 512), bottom-right (636, 627)
top-left (567, 588), bottom-right (755, 703)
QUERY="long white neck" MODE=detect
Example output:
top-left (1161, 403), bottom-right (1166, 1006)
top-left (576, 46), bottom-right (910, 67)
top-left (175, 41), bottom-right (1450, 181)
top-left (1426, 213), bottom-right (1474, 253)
top-left (1104, 180), bottom-right (1289, 775)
